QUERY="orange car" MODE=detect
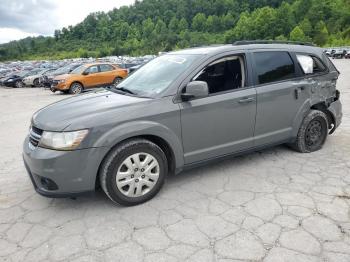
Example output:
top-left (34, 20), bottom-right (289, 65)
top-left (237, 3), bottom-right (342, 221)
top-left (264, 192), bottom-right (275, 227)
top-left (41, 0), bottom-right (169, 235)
top-left (51, 63), bottom-right (128, 94)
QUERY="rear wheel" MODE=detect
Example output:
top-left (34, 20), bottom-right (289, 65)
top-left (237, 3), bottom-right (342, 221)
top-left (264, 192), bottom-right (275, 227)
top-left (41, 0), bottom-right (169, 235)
top-left (15, 80), bottom-right (23, 88)
top-left (99, 139), bottom-right (168, 206)
top-left (33, 78), bottom-right (40, 87)
top-left (69, 82), bottom-right (83, 94)
top-left (291, 110), bottom-right (328, 153)
top-left (113, 77), bottom-right (123, 85)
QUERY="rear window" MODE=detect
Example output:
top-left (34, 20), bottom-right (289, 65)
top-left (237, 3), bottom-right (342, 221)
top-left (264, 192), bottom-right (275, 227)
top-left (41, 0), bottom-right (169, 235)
top-left (254, 51), bottom-right (295, 85)
top-left (296, 54), bottom-right (326, 74)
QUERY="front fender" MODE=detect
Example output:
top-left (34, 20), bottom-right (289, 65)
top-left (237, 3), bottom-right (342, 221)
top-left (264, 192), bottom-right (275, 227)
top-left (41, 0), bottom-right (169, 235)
top-left (93, 121), bottom-right (184, 169)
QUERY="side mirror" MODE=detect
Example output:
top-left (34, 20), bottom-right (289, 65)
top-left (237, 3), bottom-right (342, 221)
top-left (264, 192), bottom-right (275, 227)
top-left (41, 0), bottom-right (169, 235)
top-left (82, 71), bottom-right (89, 75)
top-left (181, 81), bottom-right (209, 101)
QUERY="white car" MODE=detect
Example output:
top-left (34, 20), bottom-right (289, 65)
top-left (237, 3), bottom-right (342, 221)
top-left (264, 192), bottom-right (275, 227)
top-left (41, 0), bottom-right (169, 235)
top-left (23, 68), bottom-right (56, 87)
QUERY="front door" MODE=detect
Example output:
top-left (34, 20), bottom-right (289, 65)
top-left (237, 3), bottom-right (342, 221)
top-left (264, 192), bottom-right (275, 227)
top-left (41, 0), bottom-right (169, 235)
top-left (180, 55), bottom-right (257, 164)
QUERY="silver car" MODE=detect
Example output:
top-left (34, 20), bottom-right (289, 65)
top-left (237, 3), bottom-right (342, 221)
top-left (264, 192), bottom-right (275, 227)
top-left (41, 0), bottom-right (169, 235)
top-left (23, 42), bottom-right (342, 205)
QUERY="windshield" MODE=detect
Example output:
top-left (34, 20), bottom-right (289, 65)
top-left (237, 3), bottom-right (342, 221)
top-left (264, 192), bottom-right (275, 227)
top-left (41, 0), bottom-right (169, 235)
top-left (70, 65), bottom-right (86, 74)
top-left (27, 68), bottom-right (43, 76)
top-left (117, 54), bottom-right (200, 97)
top-left (16, 71), bottom-right (29, 77)
top-left (53, 64), bottom-right (72, 74)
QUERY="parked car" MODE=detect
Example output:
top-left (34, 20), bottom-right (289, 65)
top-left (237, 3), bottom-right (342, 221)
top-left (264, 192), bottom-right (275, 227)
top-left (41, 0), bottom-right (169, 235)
top-left (23, 42), bottom-right (342, 205)
top-left (42, 63), bottom-right (82, 88)
top-left (23, 68), bottom-right (58, 87)
top-left (2, 70), bottom-right (30, 88)
top-left (332, 49), bottom-right (346, 58)
top-left (345, 51), bottom-right (350, 59)
top-left (50, 63), bottom-right (128, 94)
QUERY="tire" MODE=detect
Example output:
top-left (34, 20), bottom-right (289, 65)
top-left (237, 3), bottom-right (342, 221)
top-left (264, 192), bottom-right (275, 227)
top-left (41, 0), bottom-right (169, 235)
top-left (291, 110), bottom-right (328, 153)
top-left (113, 77), bottom-right (123, 85)
top-left (15, 80), bottom-right (23, 88)
top-left (69, 82), bottom-right (83, 94)
top-left (33, 78), bottom-right (40, 87)
top-left (99, 139), bottom-right (168, 206)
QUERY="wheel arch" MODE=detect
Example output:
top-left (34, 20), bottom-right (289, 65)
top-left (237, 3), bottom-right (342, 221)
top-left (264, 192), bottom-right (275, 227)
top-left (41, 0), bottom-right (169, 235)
top-left (70, 81), bottom-right (84, 89)
top-left (310, 102), bottom-right (335, 130)
top-left (93, 121), bottom-right (184, 188)
top-left (292, 100), bottom-right (335, 137)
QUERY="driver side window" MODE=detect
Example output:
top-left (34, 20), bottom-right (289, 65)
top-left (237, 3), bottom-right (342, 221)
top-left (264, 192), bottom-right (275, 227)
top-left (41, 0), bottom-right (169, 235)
top-left (193, 55), bottom-right (245, 94)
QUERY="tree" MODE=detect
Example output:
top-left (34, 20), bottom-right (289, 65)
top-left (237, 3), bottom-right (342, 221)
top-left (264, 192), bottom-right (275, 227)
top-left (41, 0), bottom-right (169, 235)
top-left (168, 17), bottom-right (179, 32)
top-left (178, 18), bottom-right (188, 32)
top-left (192, 13), bottom-right (206, 31)
top-left (313, 21), bottom-right (329, 45)
top-left (290, 26), bottom-right (307, 41)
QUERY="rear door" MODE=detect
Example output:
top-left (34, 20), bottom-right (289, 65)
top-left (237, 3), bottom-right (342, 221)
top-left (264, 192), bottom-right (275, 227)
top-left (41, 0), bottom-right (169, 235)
top-left (99, 64), bottom-right (115, 84)
top-left (83, 65), bottom-right (100, 87)
top-left (252, 50), bottom-right (309, 146)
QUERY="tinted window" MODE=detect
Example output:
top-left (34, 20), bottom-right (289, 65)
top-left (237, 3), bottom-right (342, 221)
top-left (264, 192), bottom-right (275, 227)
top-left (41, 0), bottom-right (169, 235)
top-left (254, 52), bottom-right (295, 84)
top-left (100, 64), bottom-right (114, 72)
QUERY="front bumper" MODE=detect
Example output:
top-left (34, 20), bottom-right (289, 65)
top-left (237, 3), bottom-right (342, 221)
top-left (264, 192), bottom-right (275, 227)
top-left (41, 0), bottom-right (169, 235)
top-left (51, 82), bottom-right (68, 92)
top-left (3, 81), bottom-right (16, 87)
top-left (23, 136), bottom-right (109, 197)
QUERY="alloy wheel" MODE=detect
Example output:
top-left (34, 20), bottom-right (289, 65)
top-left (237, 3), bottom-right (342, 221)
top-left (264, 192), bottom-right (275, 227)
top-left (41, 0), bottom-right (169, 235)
top-left (71, 83), bottom-right (82, 94)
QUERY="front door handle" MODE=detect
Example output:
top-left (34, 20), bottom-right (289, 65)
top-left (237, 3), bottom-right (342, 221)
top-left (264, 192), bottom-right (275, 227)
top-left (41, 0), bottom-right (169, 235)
top-left (238, 97), bottom-right (255, 104)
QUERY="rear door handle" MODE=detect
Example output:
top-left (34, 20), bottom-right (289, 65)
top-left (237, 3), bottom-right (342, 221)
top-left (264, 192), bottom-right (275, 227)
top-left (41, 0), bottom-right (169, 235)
top-left (238, 97), bottom-right (255, 104)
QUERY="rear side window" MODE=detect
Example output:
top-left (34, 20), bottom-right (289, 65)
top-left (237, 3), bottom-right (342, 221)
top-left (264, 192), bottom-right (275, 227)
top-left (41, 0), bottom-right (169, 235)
top-left (100, 64), bottom-right (114, 72)
top-left (254, 51), bottom-right (295, 85)
top-left (296, 54), bottom-right (326, 74)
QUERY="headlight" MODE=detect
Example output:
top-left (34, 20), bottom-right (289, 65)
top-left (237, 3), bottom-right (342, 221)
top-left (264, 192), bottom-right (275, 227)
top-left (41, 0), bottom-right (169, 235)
top-left (7, 79), bottom-right (14, 82)
top-left (57, 79), bottom-right (66, 83)
top-left (39, 130), bottom-right (89, 150)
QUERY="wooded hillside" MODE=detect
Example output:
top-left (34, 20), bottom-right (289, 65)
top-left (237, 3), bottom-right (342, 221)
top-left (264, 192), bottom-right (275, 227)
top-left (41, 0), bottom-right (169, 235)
top-left (1, 0), bottom-right (349, 61)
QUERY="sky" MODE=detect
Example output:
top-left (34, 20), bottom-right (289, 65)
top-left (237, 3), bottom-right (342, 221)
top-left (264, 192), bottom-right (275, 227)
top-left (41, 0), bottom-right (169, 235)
top-left (0, 0), bottom-right (135, 44)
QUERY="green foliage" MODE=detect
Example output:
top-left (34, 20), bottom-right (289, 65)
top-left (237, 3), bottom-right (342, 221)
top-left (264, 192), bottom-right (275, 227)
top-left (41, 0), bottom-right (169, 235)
top-left (1, 0), bottom-right (350, 61)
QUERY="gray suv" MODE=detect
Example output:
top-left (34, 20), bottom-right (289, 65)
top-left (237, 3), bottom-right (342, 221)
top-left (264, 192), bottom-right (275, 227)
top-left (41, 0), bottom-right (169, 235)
top-left (23, 41), bottom-right (342, 206)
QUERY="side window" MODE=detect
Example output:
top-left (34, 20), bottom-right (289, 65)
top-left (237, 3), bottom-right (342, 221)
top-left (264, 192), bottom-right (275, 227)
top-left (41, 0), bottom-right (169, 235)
top-left (86, 65), bottom-right (99, 74)
top-left (254, 51), bottom-right (295, 85)
top-left (100, 64), bottom-right (114, 72)
top-left (193, 55), bottom-right (245, 94)
top-left (297, 54), bottom-right (326, 75)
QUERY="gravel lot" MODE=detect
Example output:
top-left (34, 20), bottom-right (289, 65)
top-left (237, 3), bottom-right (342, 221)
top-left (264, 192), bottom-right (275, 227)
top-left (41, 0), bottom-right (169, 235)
top-left (0, 60), bottom-right (349, 262)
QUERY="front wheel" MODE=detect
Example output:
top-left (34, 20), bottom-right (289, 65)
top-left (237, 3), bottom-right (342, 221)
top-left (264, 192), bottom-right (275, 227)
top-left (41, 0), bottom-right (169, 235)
top-left (291, 110), bottom-right (328, 153)
top-left (69, 82), bottom-right (83, 94)
top-left (99, 139), bottom-right (168, 206)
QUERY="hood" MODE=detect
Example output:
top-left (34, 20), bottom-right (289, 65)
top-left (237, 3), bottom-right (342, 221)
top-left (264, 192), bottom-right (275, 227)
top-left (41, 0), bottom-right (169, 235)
top-left (32, 89), bottom-right (150, 131)
top-left (54, 74), bottom-right (71, 80)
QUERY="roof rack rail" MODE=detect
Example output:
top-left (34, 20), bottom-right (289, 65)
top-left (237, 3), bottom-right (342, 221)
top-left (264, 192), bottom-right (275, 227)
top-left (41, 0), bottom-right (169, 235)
top-left (233, 40), bottom-right (315, 47)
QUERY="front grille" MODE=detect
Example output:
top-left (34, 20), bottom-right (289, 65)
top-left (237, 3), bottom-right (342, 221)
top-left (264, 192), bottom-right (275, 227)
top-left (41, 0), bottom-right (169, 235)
top-left (29, 126), bottom-right (43, 148)
top-left (52, 80), bottom-right (59, 86)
